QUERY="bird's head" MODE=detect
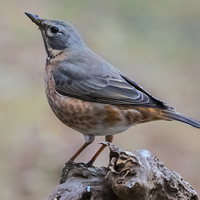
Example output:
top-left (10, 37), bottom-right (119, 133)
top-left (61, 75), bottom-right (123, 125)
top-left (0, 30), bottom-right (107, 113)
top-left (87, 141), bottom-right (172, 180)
top-left (25, 12), bottom-right (86, 59)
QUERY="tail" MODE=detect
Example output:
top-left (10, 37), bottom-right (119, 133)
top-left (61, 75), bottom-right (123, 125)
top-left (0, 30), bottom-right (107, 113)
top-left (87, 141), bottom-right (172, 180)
top-left (161, 110), bottom-right (200, 129)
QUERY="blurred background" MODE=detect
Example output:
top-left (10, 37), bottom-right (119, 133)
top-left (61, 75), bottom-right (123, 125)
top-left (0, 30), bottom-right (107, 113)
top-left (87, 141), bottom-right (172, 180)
top-left (1, 0), bottom-right (200, 199)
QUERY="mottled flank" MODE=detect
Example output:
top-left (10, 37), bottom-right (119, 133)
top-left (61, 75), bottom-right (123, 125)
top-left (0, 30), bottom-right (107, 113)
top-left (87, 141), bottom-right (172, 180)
top-left (103, 105), bottom-right (121, 125)
top-left (125, 109), bottom-right (141, 124)
top-left (134, 107), bottom-right (162, 123)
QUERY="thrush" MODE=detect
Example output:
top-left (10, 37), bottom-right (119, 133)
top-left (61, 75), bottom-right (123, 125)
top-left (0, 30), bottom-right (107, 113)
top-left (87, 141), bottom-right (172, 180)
top-left (25, 13), bottom-right (200, 166)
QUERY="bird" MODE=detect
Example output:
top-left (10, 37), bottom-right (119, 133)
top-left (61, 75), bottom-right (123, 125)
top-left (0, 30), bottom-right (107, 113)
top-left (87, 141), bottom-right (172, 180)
top-left (25, 12), bottom-right (200, 166)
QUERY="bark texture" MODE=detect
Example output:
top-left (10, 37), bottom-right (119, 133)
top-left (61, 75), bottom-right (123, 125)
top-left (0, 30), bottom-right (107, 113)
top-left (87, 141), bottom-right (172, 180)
top-left (46, 143), bottom-right (198, 200)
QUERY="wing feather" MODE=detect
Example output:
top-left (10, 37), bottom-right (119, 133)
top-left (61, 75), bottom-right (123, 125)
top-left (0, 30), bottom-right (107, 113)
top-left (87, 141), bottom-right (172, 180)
top-left (53, 54), bottom-right (172, 110)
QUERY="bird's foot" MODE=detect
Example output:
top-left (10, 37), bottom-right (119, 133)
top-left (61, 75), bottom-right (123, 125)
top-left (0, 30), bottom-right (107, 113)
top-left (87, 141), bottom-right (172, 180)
top-left (86, 160), bottom-right (93, 167)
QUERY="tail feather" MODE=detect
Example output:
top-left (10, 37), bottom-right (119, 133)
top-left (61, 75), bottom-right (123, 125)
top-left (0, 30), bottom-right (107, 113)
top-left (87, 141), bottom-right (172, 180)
top-left (161, 110), bottom-right (200, 129)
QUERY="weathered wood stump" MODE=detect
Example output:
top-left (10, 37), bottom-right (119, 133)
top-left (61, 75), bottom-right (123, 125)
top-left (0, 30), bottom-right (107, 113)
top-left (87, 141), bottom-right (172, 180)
top-left (46, 143), bottom-right (198, 200)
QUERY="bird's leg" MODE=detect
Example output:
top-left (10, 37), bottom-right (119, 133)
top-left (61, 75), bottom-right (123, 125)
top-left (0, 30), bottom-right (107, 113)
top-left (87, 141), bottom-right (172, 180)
top-left (87, 135), bottom-right (113, 167)
top-left (68, 134), bottom-right (95, 163)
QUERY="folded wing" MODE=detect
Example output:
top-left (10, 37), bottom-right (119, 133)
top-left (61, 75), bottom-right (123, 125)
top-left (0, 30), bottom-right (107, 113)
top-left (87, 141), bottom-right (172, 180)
top-left (53, 56), bottom-right (173, 110)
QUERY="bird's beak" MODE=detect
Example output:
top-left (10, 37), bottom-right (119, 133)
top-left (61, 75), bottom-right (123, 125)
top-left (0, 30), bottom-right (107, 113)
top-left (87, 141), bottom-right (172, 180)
top-left (25, 12), bottom-right (43, 26)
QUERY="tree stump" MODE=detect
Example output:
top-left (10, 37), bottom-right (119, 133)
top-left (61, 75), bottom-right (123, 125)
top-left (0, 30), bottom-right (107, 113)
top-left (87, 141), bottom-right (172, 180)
top-left (46, 142), bottom-right (198, 200)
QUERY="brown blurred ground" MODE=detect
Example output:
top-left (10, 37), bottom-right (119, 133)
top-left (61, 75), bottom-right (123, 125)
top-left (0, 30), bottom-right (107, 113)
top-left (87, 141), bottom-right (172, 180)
top-left (1, 0), bottom-right (200, 199)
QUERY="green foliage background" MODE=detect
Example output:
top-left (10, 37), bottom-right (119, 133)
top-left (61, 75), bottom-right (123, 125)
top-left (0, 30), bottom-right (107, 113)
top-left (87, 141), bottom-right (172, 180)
top-left (1, 0), bottom-right (200, 199)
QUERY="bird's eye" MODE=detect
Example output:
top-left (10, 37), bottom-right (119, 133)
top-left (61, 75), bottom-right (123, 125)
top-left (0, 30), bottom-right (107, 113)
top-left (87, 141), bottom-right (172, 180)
top-left (50, 26), bottom-right (59, 34)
